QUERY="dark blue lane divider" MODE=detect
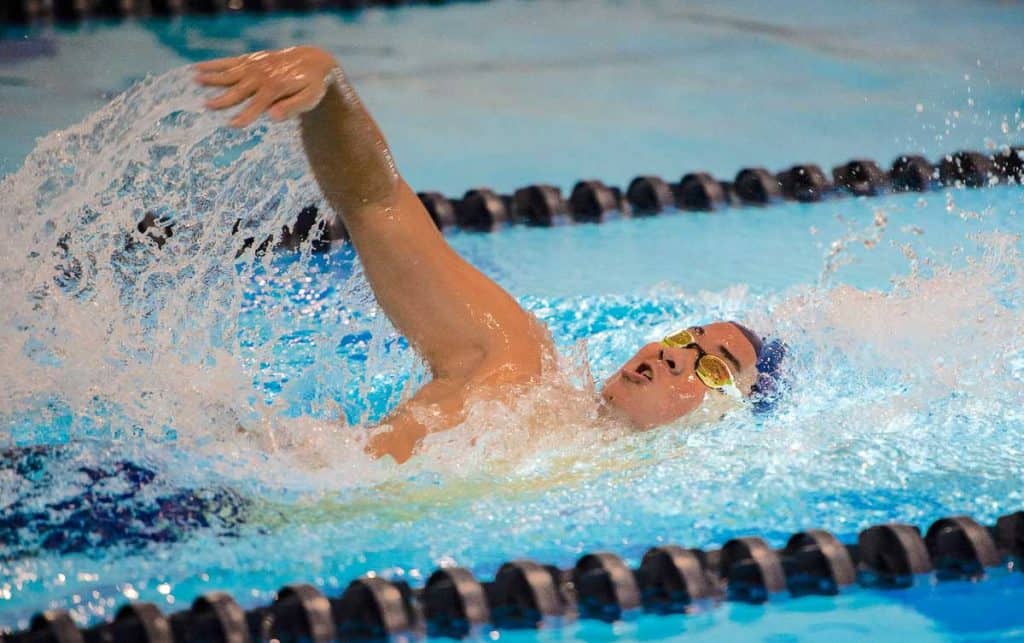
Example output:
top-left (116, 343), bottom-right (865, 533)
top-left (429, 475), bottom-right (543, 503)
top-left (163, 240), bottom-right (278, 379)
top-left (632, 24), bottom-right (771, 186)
top-left (4, 506), bottom-right (1023, 641)
top-left (1, 0), bottom-right (472, 25)
top-left (189, 145), bottom-right (1022, 254)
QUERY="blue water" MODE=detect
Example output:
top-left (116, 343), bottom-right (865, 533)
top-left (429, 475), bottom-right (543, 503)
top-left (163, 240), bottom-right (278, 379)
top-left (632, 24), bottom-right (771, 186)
top-left (3, 0), bottom-right (1024, 186)
top-left (2, 1), bottom-right (1024, 640)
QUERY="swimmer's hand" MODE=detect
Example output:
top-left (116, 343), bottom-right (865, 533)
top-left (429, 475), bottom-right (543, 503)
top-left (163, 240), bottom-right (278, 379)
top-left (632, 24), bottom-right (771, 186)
top-left (193, 46), bottom-right (337, 128)
top-left (364, 423), bottom-right (427, 465)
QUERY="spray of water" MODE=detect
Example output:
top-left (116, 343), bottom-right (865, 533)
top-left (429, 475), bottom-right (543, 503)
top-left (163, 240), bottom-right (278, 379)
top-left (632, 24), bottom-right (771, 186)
top-left (0, 67), bottom-right (377, 477)
top-left (2, 66), bottom-right (1024, 630)
top-left (1, 65), bottom-right (1022, 530)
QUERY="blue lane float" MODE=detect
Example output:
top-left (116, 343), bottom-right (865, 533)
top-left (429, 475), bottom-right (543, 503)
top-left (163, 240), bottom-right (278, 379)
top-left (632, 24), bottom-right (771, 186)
top-left (6, 509), bottom-right (1023, 642)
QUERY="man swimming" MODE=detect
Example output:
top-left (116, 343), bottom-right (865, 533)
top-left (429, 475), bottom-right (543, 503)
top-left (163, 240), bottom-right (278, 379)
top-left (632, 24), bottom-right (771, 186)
top-left (193, 46), bottom-right (768, 463)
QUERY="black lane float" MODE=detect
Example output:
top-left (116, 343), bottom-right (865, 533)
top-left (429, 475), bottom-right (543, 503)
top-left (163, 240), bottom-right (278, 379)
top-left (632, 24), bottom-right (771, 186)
top-left (6, 510), bottom-right (1023, 642)
top-left (2, 0), bottom-right (467, 25)
top-left (206, 146), bottom-right (1022, 255)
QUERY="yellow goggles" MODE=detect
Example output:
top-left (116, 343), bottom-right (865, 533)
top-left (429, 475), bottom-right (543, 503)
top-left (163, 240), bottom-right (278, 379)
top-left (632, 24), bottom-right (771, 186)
top-left (661, 329), bottom-right (739, 395)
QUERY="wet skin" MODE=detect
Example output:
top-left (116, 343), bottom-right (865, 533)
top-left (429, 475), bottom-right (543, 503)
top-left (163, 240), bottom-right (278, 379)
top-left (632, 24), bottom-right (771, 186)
top-left (600, 322), bottom-right (760, 429)
top-left (194, 47), bottom-right (760, 463)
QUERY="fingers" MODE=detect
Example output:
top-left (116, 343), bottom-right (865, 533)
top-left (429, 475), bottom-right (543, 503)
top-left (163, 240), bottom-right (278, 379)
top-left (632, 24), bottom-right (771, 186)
top-left (268, 86), bottom-right (321, 121)
top-left (230, 87), bottom-right (281, 128)
top-left (194, 65), bottom-right (247, 87)
top-left (195, 49), bottom-right (331, 128)
top-left (205, 77), bottom-right (259, 110)
top-left (192, 56), bottom-right (245, 73)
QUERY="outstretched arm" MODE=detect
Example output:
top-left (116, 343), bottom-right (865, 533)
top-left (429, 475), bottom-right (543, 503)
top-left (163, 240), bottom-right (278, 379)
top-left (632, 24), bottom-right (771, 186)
top-left (195, 47), bottom-right (550, 460)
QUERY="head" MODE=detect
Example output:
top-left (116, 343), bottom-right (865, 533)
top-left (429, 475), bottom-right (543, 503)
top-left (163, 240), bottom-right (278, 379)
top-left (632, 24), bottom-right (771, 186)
top-left (600, 321), bottom-right (765, 429)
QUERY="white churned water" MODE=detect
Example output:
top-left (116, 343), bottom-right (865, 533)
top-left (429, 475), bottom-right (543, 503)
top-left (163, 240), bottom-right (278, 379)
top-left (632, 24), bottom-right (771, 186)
top-left (0, 65), bottom-right (1022, 634)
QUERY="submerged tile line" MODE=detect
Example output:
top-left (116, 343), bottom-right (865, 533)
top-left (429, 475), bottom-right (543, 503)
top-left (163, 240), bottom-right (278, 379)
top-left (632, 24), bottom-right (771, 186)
top-left (6, 511), bottom-right (1023, 641)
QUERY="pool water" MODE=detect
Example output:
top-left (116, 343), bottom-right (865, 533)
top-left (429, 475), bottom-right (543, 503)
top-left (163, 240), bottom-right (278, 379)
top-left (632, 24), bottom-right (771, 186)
top-left (2, 1), bottom-right (1024, 641)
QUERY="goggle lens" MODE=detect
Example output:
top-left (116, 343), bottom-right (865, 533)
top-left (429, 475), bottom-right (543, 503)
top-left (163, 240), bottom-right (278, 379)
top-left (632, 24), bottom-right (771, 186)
top-left (696, 355), bottom-right (733, 389)
top-left (660, 328), bottom-right (739, 395)
top-left (661, 329), bottom-right (696, 349)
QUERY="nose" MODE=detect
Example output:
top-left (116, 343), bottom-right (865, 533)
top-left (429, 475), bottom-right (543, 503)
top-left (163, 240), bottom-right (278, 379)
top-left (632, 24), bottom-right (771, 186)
top-left (657, 346), bottom-right (688, 375)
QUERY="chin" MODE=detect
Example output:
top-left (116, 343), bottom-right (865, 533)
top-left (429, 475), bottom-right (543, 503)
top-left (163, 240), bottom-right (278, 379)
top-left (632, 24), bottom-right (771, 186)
top-left (600, 381), bottom-right (704, 429)
top-left (604, 399), bottom-right (667, 430)
top-left (593, 395), bottom-right (638, 430)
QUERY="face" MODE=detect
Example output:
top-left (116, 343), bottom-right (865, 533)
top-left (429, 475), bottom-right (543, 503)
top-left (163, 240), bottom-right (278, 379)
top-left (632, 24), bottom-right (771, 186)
top-left (600, 321), bottom-right (760, 429)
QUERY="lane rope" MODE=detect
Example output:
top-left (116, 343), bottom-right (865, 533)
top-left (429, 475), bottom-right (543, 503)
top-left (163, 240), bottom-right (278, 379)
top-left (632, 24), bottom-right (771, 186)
top-left (7, 510), bottom-right (1023, 641)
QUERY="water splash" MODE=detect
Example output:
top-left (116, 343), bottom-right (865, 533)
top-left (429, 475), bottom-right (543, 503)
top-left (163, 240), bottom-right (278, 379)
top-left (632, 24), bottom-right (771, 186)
top-left (1, 64), bottom-right (1024, 632)
top-left (0, 68), bottom-right (388, 479)
top-left (2, 65), bottom-right (1022, 488)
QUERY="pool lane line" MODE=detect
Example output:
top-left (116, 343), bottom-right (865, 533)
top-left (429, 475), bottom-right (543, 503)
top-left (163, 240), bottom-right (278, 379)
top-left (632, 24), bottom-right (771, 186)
top-left (188, 145), bottom-right (1019, 255)
top-left (2, 0), bottom-right (479, 26)
top-left (7, 510), bottom-right (1023, 641)
top-left (409, 147), bottom-right (1023, 234)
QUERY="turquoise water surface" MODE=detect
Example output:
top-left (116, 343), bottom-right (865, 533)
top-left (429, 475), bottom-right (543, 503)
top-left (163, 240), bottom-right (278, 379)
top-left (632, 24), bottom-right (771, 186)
top-left (1, 1), bottom-right (1023, 640)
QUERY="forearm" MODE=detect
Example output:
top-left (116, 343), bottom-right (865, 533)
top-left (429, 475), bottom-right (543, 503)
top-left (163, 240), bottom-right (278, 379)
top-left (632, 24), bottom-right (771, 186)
top-left (196, 46), bottom-right (548, 389)
top-left (300, 68), bottom-right (400, 219)
top-left (297, 66), bottom-right (528, 376)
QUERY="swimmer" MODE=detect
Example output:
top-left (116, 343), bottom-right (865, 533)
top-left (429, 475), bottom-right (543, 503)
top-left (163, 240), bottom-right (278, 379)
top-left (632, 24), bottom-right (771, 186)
top-left (193, 46), bottom-right (778, 463)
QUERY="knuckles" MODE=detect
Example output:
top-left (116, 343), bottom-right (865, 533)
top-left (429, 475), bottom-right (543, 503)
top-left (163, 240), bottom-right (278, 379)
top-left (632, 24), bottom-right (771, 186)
top-left (202, 46), bottom-right (334, 123)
